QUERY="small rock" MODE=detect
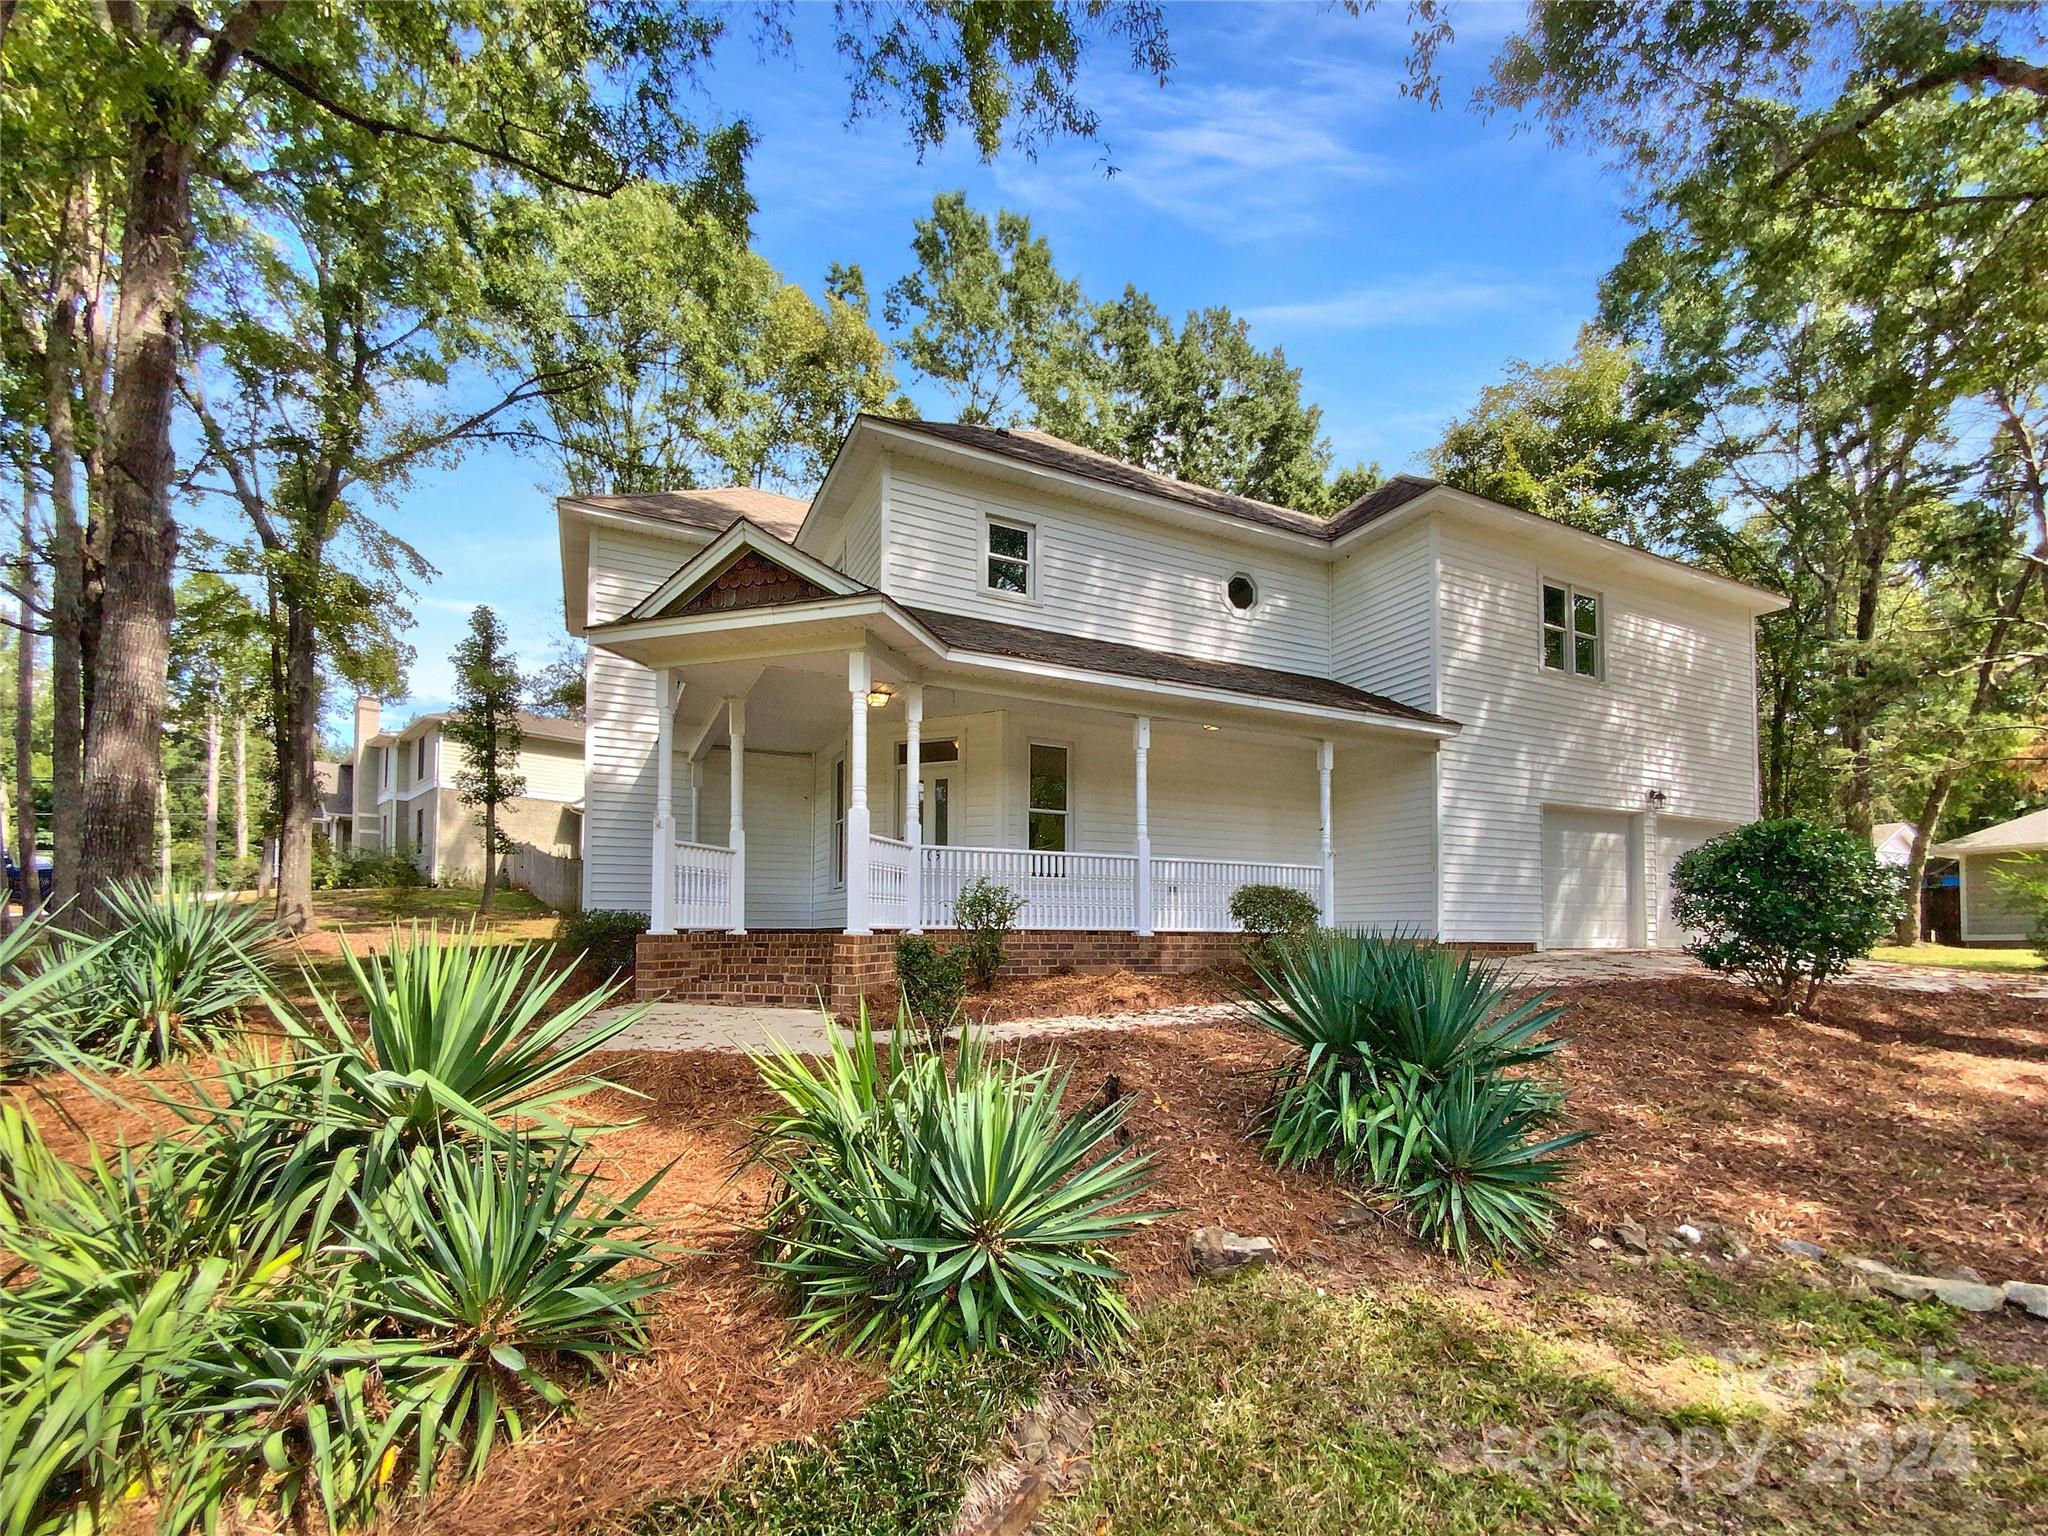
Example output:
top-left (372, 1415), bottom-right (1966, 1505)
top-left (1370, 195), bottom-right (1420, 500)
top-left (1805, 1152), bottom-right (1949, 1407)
top-left (1840, 1256), bottom-right (1898, 1280)
top-left (1188, 1226), bottom-right (1277, 1277)
top-left (1323, 1204), bottom-right (1377, 1233)
top-left (1658, 1234), bottom-right (1688, 1253)
top-left (1699, 1223), bottom-right (1751, 1261)
top-left (1587, 1236), bottom-right (1611, 1252)
top-left (1924, 1276), bottom-right (2005, 1313)
top-left (1931, 1264), bottom-right (1986, 1286)
top-left (2003, 1281), bottom-right (2048, 1320)
top-left (1875, 1271), bottom-right (1938, 1303)
top-left (1612, 1219), bottom-right (1650, 1255)
top-left (1778, 1238), bottom-right (1827, 1262)
top-left (1675, 1223), bottom-right (1705, 1247)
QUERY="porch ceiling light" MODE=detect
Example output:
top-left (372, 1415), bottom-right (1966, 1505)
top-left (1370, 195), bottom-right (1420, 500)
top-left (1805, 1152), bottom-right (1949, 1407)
top-left (866, 684), bottom-right (894, 708)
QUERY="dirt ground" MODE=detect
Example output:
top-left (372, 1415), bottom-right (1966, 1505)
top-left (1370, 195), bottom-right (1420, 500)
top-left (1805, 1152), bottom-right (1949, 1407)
top-left (950, 965), bottom-right (1244, 1022)
top-left (12, 973), bottom-right (2045, 1535)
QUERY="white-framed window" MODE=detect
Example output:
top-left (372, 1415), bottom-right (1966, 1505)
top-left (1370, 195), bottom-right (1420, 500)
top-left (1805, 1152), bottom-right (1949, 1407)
top-left (414, 807), bottom-right (426, 850)
top-left (895, 736), bottom-right (960, 841)
top-left (1027, 742), bottom-right (1070, 852)
top-left (416, 734), bottom-right (428, 781)
top-left (985, 517), bottom-right (1034, 597)
top-left (1226, 572), bottom-right (1258, 612)
top-left (1541, 581), bottom-right (1602, 679)
top-left (831, 756), bottom-right (847, 888)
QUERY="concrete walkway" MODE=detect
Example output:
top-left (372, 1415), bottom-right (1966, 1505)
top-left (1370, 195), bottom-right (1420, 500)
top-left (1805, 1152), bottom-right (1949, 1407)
top-left (588, 948), bottom-right (2044, 1056)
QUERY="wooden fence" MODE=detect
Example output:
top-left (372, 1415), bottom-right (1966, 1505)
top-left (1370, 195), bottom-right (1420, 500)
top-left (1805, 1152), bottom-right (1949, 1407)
top-left (501, 843), bottom-right (582, 911)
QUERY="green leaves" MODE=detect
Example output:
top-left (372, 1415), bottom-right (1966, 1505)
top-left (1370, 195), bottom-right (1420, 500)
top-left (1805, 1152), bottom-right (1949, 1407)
top-left (0, 921), bottom-right (665, 1533)
top-left (748, 1011), bottom-right (1158, 1365)
top-left (1241, 931), bottom-right (1588, 1261)
top-left (1670, 819), bottom-right (1906, 1015)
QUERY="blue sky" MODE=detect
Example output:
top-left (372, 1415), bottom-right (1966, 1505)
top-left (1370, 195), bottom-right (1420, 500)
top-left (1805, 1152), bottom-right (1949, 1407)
top-left (326, 1), bottom-right (1629, 725)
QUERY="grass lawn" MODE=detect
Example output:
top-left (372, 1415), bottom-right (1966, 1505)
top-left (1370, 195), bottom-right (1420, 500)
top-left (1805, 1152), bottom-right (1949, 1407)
top-left (1867, 943), bottom-right (2042, 974)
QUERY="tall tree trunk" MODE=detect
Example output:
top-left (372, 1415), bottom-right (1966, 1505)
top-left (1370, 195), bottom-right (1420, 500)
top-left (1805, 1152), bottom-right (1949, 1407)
top-left (1894, 562), bottom-right (2040, 943)
top-left (16, 490), bottom-right (41, 921)
top-left (81, 116), bottom-right (195, 921)
top-left (202, 709), bottom-right (220, 893)
top-left (44, 230), bottom-right (87, 911)
top-left (272, 596), bottom-right (319, 933)
top-left (0, 762), bottom-right (12, 936)
top-left (233, 715), bottom-right (248, 860)
top-left (480, 797), bottom-right (497, 914)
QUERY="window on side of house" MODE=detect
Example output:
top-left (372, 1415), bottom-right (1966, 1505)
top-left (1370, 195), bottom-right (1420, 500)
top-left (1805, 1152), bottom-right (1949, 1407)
top-left (416, 733), bottom-right (428, 781)
top-left (1541, 581), bottom-right (1602, 679)
top-left (1027, 742), bottom-right (1069, 852)
top-left (985, 518), bottom-right (1033, 596)
top-left (414, 807), bottom-right (426, 850)
top-left (831, 756), bottom-right (847, 888)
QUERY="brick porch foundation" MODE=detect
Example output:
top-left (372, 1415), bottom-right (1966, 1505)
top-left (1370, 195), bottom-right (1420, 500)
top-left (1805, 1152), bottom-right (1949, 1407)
top-left (634, 927), bottom-right (1253, 1014)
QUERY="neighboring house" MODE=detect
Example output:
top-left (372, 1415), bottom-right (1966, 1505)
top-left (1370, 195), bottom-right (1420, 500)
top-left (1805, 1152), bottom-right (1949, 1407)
top-left (312, 760), bottom-right (354, 847)
top-left (1932, 807), bottom-right (2048, 945)
top-left (344, 696), bottom-right (585, 882)
top-left (557, 417), bottom-right (1786, 1005)
top-left (1871, 821), bottom-right (1917, 867)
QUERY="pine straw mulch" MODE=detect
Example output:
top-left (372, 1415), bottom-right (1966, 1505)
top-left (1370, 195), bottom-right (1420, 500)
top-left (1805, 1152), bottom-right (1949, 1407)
top-left (9, 974), bottom-right (2045, 1534)
top-left (947, 964), bottom-right (1245, 1024)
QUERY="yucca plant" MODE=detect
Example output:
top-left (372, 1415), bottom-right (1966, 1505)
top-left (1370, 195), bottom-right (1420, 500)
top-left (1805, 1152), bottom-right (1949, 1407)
top-left (280, 924), bottom-right (647, 1151)
top-left (0, 910), bottom-right (112, 1077)
top-left (1241, 931), bottom-right (1588, 1260)
top-left (37, 883), bottom-right (280, 1069)
top-left (345, 1138), bottom-right (668, 1500)
top-left (749, 1010), bottom-right (1158, 1364)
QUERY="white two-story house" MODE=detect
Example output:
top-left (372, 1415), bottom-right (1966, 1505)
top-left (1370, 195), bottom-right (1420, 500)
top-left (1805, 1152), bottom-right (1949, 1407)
top-left (557, 417), bottom-right (1784, 1006)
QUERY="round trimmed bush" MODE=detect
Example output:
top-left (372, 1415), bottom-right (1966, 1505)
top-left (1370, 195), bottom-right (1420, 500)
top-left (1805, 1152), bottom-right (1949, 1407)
top-left (1669, 818), bottom-right (1903, 1017)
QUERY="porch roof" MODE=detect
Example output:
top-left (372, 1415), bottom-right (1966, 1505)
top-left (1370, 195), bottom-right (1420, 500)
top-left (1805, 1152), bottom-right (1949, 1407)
top-left (588, 591), bottom-right (1459, 738)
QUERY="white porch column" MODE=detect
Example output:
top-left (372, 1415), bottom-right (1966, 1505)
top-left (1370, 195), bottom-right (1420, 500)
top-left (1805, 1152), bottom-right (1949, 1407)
top-left (687, 759), bottom-right (703, 843)
top-left (1317, 739), bottom-right (1336, 928)
top-left (650, 669), bottom-right (675, 935)
top-left (1133, 717), bottom-right (1153, 936)
top-left (904, 683), bottom-right (924, 934)
top-left (725, 696), bottom-right (747, 934)
top-left (1641, 790), bottom-right (1662, 948)
top-left (845, 652), bottom-right (873, 935)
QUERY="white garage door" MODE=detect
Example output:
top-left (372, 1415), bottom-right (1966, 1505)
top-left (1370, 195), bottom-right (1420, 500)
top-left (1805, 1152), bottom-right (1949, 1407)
top-left (1542, 808), bottom-right (1636, 949)
top-left (1653, 818), bottom-right (1737, 950)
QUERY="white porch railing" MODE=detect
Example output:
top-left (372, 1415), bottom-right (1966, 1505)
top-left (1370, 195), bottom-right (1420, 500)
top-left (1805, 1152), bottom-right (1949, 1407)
top-left (866, 834), bottom-right (914, 930)
top-left (673, 839), bottom-right (738, 930)
top-left (1151, 857), bottom-right (1322, 933)
top-left (921, 845), bottom-right (1140, 931)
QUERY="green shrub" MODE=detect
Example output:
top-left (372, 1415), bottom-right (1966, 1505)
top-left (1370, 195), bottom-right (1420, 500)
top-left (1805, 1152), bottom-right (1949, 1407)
top-left (16, 883), bottom-right (279, 1071)
top-left (554, 908), bottom-right (651, 973)
top-left (0, 922), bottom-right (666, 1534)
top-left (318, 848), bottom-right (426, 891)
top-left (895, 936), bottom-right (968, 1042)
top-left (952, 876), bottom-right (1025, 989)
top-left (1670, 818), bottom-right (1904, 1016)
top-left (748, 1013), bottom-right (1157, 1363)
top-left (1240, 931), bottom-right (1587, 1261)
top-left (1228, 882), bottom-right (1321, 965)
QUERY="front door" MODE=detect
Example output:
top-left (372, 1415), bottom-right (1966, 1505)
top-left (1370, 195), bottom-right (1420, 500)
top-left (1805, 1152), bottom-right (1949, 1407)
top-left (897, 736), bottom-right (959, 846)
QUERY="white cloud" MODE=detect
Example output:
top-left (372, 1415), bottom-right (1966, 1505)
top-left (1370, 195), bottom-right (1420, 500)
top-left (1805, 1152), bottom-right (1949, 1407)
top-left (1243, 275), bottom-right (1545, 330)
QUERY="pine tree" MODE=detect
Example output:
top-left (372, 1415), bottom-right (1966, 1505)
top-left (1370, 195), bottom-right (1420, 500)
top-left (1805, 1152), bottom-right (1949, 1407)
top-left (444, 607), bottom-right (525, 914)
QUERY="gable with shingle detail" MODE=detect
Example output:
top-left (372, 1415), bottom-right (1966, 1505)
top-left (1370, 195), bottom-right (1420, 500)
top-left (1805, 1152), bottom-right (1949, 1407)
top-left (675, 550), bottom-right (833, 615)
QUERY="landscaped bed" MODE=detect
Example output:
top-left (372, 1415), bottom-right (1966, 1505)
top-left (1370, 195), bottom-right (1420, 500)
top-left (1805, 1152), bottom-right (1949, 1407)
top-left (11, 964), bottom-right (2045, 1534)
top-left (337, 974), bottom-right (2046, 1536)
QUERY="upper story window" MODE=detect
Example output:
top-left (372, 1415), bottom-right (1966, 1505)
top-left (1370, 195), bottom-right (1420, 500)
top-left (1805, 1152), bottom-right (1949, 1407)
top-left (985, 518), bottom-right (1034, 597)
top-left (1226, 573), bottom-right (1258, 612)
top-left (416, 734), bottom-right (429, 781)
top-left (1541, 581), bottom-right (1602, 678)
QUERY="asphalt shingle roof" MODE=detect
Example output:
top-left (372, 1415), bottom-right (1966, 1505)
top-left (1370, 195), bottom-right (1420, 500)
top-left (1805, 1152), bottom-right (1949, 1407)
top-left (568, 486), bottom-right (808, 540)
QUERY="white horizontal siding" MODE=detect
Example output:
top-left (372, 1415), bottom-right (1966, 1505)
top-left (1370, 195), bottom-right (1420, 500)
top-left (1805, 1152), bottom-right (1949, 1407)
top-left (516, 739), bottom-right (585, 800)
top-left (1434, 518), bottom-right (1760, 945)
top-left (882, 461), bottom-right (1332, 675)
top-left (693, 748), bottom-right (815, 928)
top-left (581, 526), bottom-right (712, 912)
top-left (1329, 520), bottom-right (1436, 711)
top-left (1333, 746), bottom-right (1437, 932)
top-left (838, 466), bottom-right (883, 585)
top-left (1961, 852), bottom-right (2040, 941)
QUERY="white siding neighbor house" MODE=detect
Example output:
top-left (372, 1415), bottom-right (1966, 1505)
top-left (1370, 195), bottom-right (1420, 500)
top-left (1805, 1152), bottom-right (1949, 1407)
top-left (1933, 807), bottom-right (2048, 945)
top-left (556, 417), bottom-right (1785, 1000)
top-left (344, 698), bottom-right (585, 883)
